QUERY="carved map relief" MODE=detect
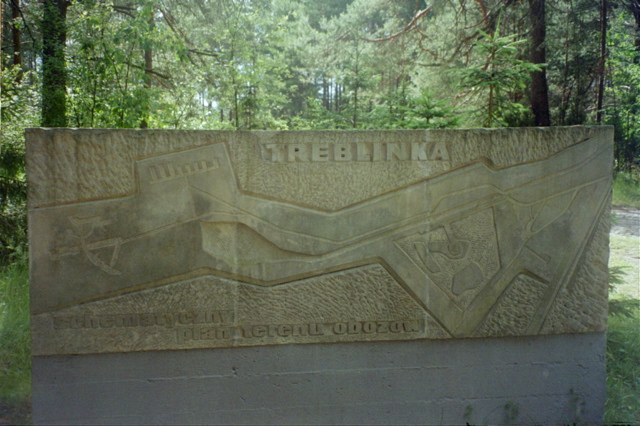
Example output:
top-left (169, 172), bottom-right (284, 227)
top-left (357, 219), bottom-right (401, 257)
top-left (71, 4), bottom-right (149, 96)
top-left (27, 128), bottom-right (613, 355)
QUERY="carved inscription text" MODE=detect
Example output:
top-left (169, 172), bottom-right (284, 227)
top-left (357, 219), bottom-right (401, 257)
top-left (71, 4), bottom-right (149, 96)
top-left (49, 313), bottom-right (423, 346)
top-left (262, 142), bottom-right (449, 163)
top-left (177, 319), bottom-right (424, 343)
top-left (53, 311), bottom-right (234, 329)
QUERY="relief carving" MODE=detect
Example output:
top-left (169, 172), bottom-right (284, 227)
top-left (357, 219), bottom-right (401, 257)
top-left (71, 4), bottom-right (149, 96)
top-left (50, 216), bottom-right (123, 275)
top-left (27, 128), bottom-right (613, 355)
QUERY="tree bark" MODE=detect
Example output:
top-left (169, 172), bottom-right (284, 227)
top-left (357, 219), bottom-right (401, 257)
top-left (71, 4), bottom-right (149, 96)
top-left (596, 0), bottom-right (607, 123)
top-left (140, 43), bottom-right (153, 129)
top-left (630, 0), bottom-right (640, 63)
top-left (11, 0), bottom-right (22, 76)
top-left (353, 53), bottom-right (359, 128)
top-left (41, 0), bottom-right (69, 127)
top-left (140, 13), bottom-right (153, 129)
top-left (528, 0), bottom-right (551, 126)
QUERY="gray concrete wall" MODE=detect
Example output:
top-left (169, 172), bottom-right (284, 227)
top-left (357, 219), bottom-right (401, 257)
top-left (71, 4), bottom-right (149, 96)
top-left (32, 332), bottom-right (605, 425)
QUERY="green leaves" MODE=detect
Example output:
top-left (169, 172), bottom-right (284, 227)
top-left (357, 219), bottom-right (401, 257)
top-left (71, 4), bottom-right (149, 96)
top-left (605, 9), bottom-right (640, 171)
top-left (452, 22), bottom-right (542, 127)
top-left (2, 0), bottom-right (638, 135)
top-left (0, 62), bottom-right (36, 265)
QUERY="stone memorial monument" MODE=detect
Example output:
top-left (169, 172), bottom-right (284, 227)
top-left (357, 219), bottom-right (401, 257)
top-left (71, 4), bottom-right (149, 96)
top-left (29, 127), bottom-right (612, 424)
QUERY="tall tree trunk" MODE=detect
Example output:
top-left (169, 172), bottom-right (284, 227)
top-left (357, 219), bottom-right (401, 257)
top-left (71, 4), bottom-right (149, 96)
top-left (353, 63), bottom-right (358, 128)
top-left (488, 84), bottom-right (494, 127)
top-left (140, 42), bottom-right (153, 129)
top-left (41, 0), bottom-right (69, 127)
top-left (11, 0), bottom-right (22, 78)
top-left (140, 13), bottom-right (154, 129)
top-left (528, 0), bottom-right (551, 126)
top-left (596, 0), bottom-right (607, 123)
top-left (234, 86), bottom-right (239, 128)
top-left (322, 77), bottom-right (328, 110)
top-left (630, 0), bottom-right (640, 63)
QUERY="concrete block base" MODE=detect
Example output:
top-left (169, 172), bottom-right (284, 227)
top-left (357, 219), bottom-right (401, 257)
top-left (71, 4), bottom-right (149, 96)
top-left (32, 332), bottom-right (605, 424)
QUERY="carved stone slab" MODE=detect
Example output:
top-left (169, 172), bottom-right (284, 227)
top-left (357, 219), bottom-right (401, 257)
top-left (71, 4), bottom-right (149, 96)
top-left (27, 128), bottom-right (613, 355)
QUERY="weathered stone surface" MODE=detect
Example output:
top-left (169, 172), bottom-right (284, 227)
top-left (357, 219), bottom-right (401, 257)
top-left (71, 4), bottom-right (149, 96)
top-left (27, 127), bottom-right (613, 355)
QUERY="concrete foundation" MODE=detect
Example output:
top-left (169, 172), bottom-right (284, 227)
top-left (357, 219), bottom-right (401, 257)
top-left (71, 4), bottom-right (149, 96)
top-left (32, 332), bottom-right (606, 425)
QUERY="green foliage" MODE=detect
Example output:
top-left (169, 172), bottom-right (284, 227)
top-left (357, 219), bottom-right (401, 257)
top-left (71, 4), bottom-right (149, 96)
top-left (66, 0), bottom-right (167, 128)
top-left (605, 10), bottom-right (640, 171)
top-left (502, 401), bottom-right (519, 424)
top-left (0, 256), bottom-right (31, 424)
top-left (401, 91), bottom-right (459, 129)
top-left (609, 264), bottom-right (640, 318)
top-left (453, 22), bottom-right (541, 127)
top-left (609, 265), bottom-right (628, 291)
top-left (1, 1), bottom-right (640, 422)
top-left (0, 61), bottom-right (38, 266)
top-left (41, 0), bottom-right (69, 127)
top-left (546, 0), bottom-right (601, 126)
top-left (606, 306), bottom-right (640, 424)
top-left (1, 0), bottom-right (635, 148)
top-left (607, 217), bottom-right (640, 423)
top-left (289, 97), bottom-right (348, 129)
top-left (361, 90), bottom-right (459, 129)
top-left (463, 404), bottom-right (473, 423)
top-left (0, 138), bottom-right (25, 205)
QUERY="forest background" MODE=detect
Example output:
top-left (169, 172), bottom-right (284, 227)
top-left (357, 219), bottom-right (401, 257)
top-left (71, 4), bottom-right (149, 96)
top-left (1, 0), bottom-right (640, 248)
top-left (1, 0), bottom-right (640, 423)
top-left (1, 0), bottom-right (640, 258)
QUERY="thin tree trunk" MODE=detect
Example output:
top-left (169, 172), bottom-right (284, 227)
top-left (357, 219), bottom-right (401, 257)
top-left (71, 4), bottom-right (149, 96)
top-left (322, 77), bottom-right (328, 110)
top-left (596, 0), bottom-right (607, 123)
top-left (42, 0), bottom-right (69, 127)
top-left (528, 0), bottom-right (551, 126)
top-left (11, 0), bottom-right (22, 79)
top-left (234, 86), bottom-right (239, 128)
top-left (558, 28), bottom-right (571, 125)
top-left (353, 63), bottom-right (358, 128)
top-left (352, 39), bottom-right (360, 128)
top-left (488, 84), bottom-right (494, 127)
top-left (140, 14), bottom-right (153, 129)
top-left (332, 81), bottom-right (336, 112)
top-left (630, 0), bottom-right (640, 63)
top-left (140, 44), bottom-right (153, 128)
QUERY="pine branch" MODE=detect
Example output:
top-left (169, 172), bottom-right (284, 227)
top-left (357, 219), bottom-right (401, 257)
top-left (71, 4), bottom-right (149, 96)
top-left (362, 8), bottom-right (432, 43)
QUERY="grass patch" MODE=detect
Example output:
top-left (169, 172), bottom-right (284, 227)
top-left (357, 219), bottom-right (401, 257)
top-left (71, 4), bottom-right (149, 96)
top-left (609, 234), bottom-right (640, 299)
top-left (605, 302), bottom-right (640, 424)
top-left (608, 231), bottom-right (640, 424)
top-left (0, 255), bottom-right (31, 425)
top-left (612, 171), bottom-right (640, 208)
